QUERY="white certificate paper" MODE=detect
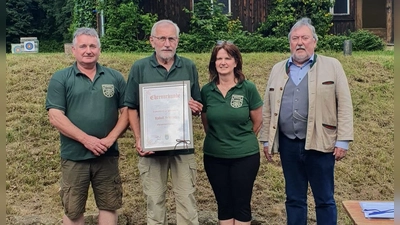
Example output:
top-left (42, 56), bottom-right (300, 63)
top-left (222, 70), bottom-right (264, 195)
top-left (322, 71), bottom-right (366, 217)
top-left (139, 81), bottom-right (194, 151)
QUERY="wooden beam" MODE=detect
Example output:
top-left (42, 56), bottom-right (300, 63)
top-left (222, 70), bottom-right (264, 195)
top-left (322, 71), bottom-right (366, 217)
top-left (386, 0), bottom-right (393, 43)
top-left (356, 0), bottom-right (362, 29)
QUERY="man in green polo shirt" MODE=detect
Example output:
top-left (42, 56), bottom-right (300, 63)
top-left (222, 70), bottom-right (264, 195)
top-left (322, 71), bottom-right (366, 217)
top-left (124, 19), bottom-right (203, 225)
top-left (45, 27), bottom-right (128, 225)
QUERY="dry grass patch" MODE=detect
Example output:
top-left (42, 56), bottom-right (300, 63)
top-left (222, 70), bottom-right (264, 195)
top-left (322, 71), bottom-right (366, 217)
top-left (6, 51), bottom-right (393, 224)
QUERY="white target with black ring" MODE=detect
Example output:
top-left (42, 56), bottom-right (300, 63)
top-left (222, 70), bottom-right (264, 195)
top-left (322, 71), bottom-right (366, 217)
top-left (24, 41), bottom-right (35, 51)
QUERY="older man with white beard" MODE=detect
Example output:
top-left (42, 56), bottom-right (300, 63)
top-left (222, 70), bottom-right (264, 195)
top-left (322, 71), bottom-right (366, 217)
top-left (124, 19), bottom-right (203, 225)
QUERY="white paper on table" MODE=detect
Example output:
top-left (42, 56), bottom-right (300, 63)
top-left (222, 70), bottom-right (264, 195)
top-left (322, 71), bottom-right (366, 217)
top-left (359, 201), bottom-right (394, 219)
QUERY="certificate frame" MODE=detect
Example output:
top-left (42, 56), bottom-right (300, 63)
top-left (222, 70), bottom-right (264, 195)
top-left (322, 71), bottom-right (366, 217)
top-left (139, 80), bottom-right (194, 151)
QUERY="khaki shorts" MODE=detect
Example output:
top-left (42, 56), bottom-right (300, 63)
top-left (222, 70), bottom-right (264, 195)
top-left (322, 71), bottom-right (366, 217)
top-left (59, 156), bottom-right (122, 220)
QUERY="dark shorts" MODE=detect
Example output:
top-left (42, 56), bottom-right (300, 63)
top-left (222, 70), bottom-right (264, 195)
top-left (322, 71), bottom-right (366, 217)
top-left (59, 156), bottom-right (122, 220)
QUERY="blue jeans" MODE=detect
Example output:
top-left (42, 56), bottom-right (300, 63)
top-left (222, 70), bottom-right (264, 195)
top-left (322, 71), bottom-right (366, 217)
top-left (279, 133), bottom-right (337, 225)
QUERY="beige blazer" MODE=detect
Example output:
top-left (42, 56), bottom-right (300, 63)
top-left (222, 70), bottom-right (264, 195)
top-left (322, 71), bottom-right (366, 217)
top-left (259, 54), bottom-right (354, 154)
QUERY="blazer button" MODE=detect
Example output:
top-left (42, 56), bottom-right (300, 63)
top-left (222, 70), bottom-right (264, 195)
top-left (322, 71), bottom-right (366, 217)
top-left (280, 87), bottom-right (283, 90)
top-left (273, 126), bottom-right (276, 129)
top-left (274, 113), bottom-right (278, 116)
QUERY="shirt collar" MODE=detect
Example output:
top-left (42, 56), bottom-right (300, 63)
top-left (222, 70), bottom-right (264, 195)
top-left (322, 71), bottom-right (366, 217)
top-left (73, 62), bottom-right (104, 76)
top-left (149, 52), bottom-right (182, 68)
top-left (288, 53), bottom-right (315, 66)
top-left (210, 80), bottom-right (244, 91)
top-left (286, 54), bottom-right (317, 74)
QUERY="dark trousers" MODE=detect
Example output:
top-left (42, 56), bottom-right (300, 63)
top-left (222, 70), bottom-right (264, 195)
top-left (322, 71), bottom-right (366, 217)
top-left (204, 153), bottom-right (260, 222)
top-left (279, 133), bottom-right (337, 225)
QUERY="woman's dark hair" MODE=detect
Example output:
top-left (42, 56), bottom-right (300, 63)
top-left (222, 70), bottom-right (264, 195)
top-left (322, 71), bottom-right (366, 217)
top-left (208, 41), bottom-right (245, 84)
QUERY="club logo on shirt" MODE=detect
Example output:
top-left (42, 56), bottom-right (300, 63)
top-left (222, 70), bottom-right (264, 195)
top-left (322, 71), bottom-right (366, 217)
top-left (102, 84), bottom-right (114, 98)
top-left (230, 94), bottom-right (243, 108)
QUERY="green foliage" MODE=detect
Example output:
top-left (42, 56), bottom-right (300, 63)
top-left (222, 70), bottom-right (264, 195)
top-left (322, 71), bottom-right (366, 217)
top-left (37, 40), bottom-right (64, 53)
top-left (349, 29), bottom-right (385, 51)
top-left (257, 0), bottom-right (333, 38)
top-left (181, 0), bottom-right (246, 52)
top-left (6, 0), bottom-right (385, 53)
top-left (6, 0), bottom-right (73, 52)
top-left (318, 30), bottom-right (385, 52)
top-left (179, 29), bottom-right (384, 53)
top-left (6, 0), bottom-right (35, 50)
top-left (69, 0), bottom-right (97, 34)
top-left (100, 1), bottom-right (157, 52)
top-left (233, 34), bottom-right (289, 53)
top-left (317, 34), bottom-right (348, 51)
top-left (178, 33), bottom-right (289, 53)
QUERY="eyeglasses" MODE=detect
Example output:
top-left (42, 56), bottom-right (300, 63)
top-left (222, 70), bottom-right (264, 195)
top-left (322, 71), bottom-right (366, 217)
top-left (216, 40), bottom-right (234, 45)
top-left (152, 36), bottom-right (178, 43)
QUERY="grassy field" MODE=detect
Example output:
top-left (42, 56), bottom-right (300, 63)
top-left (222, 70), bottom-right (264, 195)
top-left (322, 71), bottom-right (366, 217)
top-left (6, 50), bottom-right (394, 225)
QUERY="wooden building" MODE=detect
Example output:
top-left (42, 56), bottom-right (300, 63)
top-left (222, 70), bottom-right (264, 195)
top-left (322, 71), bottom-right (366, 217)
top-left (140, 0), bottom-right (394, 44)
top-left (139, 0), bottom-right (269, 34)
top-left (331, 0), bottom-right (393, 43)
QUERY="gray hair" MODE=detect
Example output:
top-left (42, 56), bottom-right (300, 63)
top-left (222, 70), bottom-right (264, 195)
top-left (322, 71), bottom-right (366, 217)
top-left (72, 27), bottom-right (101, 48)
top-left (288, 17), bottom-right (318, 42)
top-left (151, 20), bottom-right (180, 38)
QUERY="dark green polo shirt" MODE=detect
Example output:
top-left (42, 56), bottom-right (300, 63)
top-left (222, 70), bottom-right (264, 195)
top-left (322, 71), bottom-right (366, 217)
top-left (124, 53), bottom-right (201, 156)
top-left (46, 62), bottom-right (126, 161)
top-left (201, 80), bottom-right (263, 158)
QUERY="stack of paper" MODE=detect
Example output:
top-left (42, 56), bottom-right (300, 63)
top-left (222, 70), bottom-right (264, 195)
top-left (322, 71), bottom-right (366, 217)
top-left (359, 201), bottom-right (394, 219)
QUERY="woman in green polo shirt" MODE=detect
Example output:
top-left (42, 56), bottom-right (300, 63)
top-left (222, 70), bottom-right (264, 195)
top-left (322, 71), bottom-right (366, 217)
top-left (200, 41), bottom-right (263, 225)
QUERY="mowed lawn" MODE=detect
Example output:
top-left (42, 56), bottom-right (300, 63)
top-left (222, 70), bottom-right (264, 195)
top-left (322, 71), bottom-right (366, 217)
top-left (6, 50), bottom-right (394, 225)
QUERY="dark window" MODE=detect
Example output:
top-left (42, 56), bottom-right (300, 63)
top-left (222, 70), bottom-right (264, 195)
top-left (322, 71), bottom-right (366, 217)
top-left (333, 0), bottom-right (349, 14)
top-left (217, 0), bottom-right (230, 14)
top-left (193, 0), bottom-right (231, 14)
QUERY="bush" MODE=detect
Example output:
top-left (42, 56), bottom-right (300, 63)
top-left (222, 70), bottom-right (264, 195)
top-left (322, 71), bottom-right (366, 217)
top-left (37, 40), bottom-right (64, 53)
top-left (178, 29), bottom-right (384, 53)
top-left (318, 30), bottom-right (385, 52)
top-left (318, 35), bottom-right (348, 52)
top-left (257, 0), bottom-right (333, 38)
top-left (177, 33), bottom-right (289, 53)
top-left (100, 1), bottom-right (157, 52)
top-left (180, 0), bottom-right (246, 53)
top-left (349, 29), bottom-right (385, 51)
top-left (232, 34), bottom-right (289, 53)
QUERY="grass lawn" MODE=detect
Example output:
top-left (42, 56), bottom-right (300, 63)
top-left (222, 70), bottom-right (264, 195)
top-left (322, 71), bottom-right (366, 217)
top-left (6, 50), bottom-right (394, 224)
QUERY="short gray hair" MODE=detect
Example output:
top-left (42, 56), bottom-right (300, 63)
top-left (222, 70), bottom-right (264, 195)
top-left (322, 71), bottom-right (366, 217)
top-left (288, 17), bottom-right (318, 42)
top-left (72, 27), bottom-right (101, 48)
top-left (150, 20), bottom-right (180, 38)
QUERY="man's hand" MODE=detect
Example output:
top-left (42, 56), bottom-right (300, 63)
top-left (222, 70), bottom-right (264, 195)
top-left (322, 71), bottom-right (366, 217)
top-left (189, 98), bottom-right (203, 116)
top-left (82, 135), bottom-right (108, 156)
top-left (263, 146), bottom-right (273, 162)
top-left (135, 138), bottom-right (154, 156)
top-left (100, 136), bottom-right (115, 150)
top-left (333, 147), bottom-right (347, 161)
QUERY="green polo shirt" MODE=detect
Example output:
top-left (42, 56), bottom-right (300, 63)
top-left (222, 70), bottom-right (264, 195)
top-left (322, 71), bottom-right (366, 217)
top-left (46, 62), bottom-right (126, 161)
top-left (201, 80), bottom-right (263, 158)
top-left (124, 53), bottom-right (201, 156)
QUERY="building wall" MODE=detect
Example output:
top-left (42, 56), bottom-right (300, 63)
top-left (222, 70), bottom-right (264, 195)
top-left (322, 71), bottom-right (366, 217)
top-left (230, 0), bottom-right (269, 33)
top-left (139, 0), bottom-right (193, 33)
top-left (331, 0), bottom-right (356, 35)
top-left (139, 0), bottom-right (393, 43)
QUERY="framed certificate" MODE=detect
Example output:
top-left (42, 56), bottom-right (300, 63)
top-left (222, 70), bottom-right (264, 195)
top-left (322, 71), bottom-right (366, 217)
top-left (139, 80), bottom-right (194, 151)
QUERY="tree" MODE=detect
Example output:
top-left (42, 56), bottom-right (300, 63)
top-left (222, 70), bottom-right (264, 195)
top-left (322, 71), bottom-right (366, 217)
top-left (6, 0), bottom-right (73, 52)
top-left (6, 0), bottom-right (39, 51)
top-left (257, 0), bottom-right (334, 38)
top-left (70, 0), bottom-right (97, 33)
